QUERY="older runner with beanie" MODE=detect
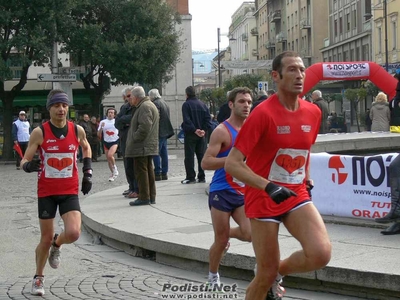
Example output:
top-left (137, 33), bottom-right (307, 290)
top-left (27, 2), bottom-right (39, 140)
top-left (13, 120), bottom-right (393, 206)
top-left (21, 89), bottom-right (92, 296)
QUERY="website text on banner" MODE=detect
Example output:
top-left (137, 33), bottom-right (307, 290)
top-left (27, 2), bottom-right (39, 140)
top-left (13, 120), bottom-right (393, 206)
top-left (310, 152), bottom-right (397, 220)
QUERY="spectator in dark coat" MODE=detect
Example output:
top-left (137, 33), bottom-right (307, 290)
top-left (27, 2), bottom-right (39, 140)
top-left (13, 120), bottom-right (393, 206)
top-left (115, 86), bottom-right (139, 199)
top-left (312, 90), bottom-right (330, 134)
top-left (216, 91), bottom-right (232, 123)
top-left (389, 70), bottom-right (400, 127)
top-left (251, 90), bottom-right (268, 112)
top-left (89, 116), bottom-right (100, 161)
top-left (181, 86), bottom-right (212, 184)
top-left (365, 109), bottom-right (372, 131)
top-left (125, 86), bottom-right (159, 206)
top-left (149, 88), bottom-right (175, 181)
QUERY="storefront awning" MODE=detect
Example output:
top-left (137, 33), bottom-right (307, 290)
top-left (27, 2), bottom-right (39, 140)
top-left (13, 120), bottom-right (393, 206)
top-left (0, 93), bottom-right (92, 108)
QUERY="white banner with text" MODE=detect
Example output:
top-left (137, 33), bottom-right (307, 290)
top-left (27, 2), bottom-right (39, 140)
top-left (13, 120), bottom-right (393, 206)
top-left (310, 152), bottom-right (397, 220)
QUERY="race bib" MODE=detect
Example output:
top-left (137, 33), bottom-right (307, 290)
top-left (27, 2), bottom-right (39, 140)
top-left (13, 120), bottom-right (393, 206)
top-left (232, 176), bottom-right (245, 187)
top-left (268, 148), bottom-right (308, 184)
top-left (44, 153), bottom-right (74, 178)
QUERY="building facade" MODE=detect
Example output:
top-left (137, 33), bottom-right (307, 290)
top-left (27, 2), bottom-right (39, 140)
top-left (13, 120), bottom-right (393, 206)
top-left (372, 0), bottom-right (400, 73)
top-left (254, 0), bottom-right (269, 60)
top-left (321, 0), bottom-right (372, 63)
top-left (229, 2), bottom-right (257, 76)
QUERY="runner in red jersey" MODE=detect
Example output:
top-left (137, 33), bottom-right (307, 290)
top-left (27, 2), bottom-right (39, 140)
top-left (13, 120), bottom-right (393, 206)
top-left (20, 89), bottom-right (92, 296)
top-left (225, 51), bottom-right (332, 300)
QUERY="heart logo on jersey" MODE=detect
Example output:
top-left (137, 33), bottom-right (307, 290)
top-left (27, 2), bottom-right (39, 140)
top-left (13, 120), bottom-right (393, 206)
top-left (276, 155), bottom-right (305, 174)
top-left (48, 158), bottom-right (73, 171)
top-left (105, 130), bottom-right (115, 136)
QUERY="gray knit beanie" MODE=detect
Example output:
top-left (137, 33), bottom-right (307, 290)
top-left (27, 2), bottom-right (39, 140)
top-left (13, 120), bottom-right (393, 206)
top-left (46, 93), bottom-right (70, 110)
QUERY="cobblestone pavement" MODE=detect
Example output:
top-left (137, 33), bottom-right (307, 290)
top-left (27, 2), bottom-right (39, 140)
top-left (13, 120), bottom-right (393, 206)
top-left (0, 147), bottom-right (359, 300)
top-left (0, 148), bottom-right (250, 299)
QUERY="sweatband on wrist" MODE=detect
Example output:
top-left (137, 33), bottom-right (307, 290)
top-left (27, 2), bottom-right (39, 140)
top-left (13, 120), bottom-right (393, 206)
top-left (82, 157), bottom-right (92, 173)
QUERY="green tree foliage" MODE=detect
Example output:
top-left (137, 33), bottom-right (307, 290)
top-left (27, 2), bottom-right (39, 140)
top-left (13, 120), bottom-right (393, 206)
top-left (0, 0), bottom-right (76, 159)
top-left (61, 0), bottom-right (181, 116)
top-left (344, 88), bottom-right (367, 132)
top-left (199, 87), bottom-right (226, 115)
top-left (223, 74), bottom-right (264, 94)
top-left (324, 93), bottom-right (343, 111)
top-left (363, 80), bottom-right (380, 97)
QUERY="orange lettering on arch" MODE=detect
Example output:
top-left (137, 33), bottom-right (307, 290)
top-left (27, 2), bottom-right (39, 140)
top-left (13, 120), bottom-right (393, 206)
top-left (48, 158), bottom-right (73, 171)
top-left (275, 155), bottom-right (305, 174)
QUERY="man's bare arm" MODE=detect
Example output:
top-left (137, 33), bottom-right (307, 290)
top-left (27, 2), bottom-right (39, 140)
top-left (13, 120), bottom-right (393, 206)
top-left (201, 125), bottom-right (227, 171)
top-left (225, 147), bottom-right (269, 190)
top-left (20, 127), bottom-right (43, 167)
top-left (78, 125), bottom-right (92, 159)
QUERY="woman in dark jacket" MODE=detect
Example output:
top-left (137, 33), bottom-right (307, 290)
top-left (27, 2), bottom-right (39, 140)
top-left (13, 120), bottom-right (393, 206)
top-left (389, 71), bottom-right (400, 126)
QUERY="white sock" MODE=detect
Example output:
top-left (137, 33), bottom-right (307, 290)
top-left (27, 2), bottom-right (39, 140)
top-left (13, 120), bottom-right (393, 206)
top-left (276, 273), bottom-right (283, 282)
top-left (208, 271), bottom-right (219, 279)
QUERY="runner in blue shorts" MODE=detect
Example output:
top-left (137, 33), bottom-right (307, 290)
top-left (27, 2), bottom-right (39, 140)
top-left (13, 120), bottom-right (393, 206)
top-left (201, 87), bottom-right (253, 285)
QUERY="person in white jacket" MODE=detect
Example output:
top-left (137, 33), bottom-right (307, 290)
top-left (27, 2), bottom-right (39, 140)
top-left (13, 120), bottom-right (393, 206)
top-left (12, 111), bottom-right (31, 169)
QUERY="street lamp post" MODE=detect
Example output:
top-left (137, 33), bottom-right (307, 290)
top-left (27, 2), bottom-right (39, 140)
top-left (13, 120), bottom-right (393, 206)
top-left (384, 0), bottom-right (388, 71)
top-left (366, 0), bottom-right (389, 71)
top-left (217, 27), bottom-right (221, 88)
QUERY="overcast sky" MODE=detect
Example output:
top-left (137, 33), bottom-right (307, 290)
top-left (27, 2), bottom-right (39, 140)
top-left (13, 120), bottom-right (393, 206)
top-left (189, 0), bottom-right (250, 51)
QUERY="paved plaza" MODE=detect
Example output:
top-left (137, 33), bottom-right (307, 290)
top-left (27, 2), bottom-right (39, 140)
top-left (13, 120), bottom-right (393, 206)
top-left (1, 138), bottom-right (399, 299)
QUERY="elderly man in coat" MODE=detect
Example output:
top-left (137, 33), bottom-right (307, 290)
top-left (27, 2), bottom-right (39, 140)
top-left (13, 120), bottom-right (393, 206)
top-left (125, 86), bottom-right (159, 206)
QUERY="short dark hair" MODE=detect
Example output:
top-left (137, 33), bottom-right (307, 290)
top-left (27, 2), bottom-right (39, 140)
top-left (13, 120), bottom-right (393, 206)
top-left (106, 107), bottom-right (117, 114)
top-left (267, 89), bottom-right (275, 96)
top-left (227, 87), bottom-right (253, 104)
top-left (272, 51), bottom-right (301, 76)
top-left (185, 86), bottom-right (196, 98)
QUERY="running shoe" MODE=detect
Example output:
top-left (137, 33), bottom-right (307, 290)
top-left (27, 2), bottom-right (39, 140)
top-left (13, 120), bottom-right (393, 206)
top-left (112, 167), bottom-right (119, 180)
top-left (31, 276), bottom-right (45, 296)
top-left (207, 274), bottom-right (220, 285)
top-left (109, 174), bottom-right (115, 182)
top-left (266, 277), bottom-right (285, 300)
top-left (253, 264), bottom-right (286, 300)
top-left (48, 234), bottom-right (61, 269)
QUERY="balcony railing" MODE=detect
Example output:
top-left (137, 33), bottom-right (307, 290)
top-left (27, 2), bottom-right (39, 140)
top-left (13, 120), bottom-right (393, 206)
top-left (276, 32), bottom-right (287, 42)
top-left (250, 27), bottom-right (258, 36)
top-left (300, 18), bottom-right (311, 29)
top-left (363, 20), bottom-right (372, 32)
top-left (242, 33), bottom-right (248, 41)
top-left (265, 39), bottom-right (276, 49)
top-left (301, 49), bottom-right (312, 57)
top-left (270, 10), bottom-right (281, 23)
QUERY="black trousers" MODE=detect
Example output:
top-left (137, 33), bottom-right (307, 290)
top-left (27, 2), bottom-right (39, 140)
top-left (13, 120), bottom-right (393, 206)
top-left (90, 142), bottom-right (98, 160)
top-left (124, 156), bottom-right (138, 193)
top-left (183, 133), bottom-right (206, 181)
top-left (16, 142), bottom-right (28, 167)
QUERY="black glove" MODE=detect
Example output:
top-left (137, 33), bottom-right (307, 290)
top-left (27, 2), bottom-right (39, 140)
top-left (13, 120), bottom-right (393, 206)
top-left (265, 182), bottom-right (297, 204)
top-left (306, 180), bottom-right (314, 198)
top-left (81, 172), bottom-right (92, 195)
top-left (22, 159), bottom-right (41, 173)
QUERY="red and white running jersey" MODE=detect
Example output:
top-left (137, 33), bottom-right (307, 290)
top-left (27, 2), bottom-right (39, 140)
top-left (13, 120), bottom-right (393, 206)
top-left (234, 94), bottom-right (321, 218)
top-left (37, 121), bottom-right (79, 197)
